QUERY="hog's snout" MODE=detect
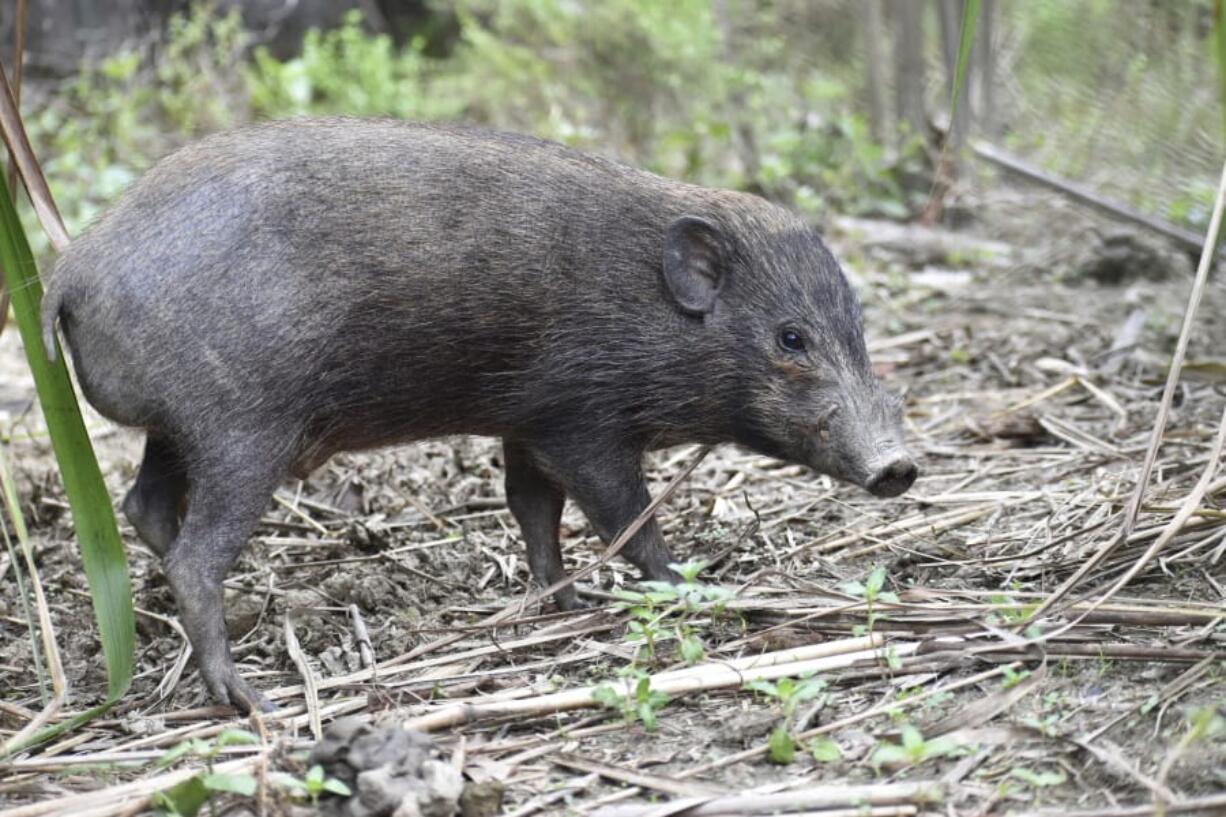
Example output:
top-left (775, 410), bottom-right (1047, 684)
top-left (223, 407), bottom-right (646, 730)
top-left (864, 456), bottom-right (918, 498)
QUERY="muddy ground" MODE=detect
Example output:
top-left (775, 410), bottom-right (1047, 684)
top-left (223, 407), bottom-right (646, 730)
top-left (1, 179), bottom-right (1225, 816)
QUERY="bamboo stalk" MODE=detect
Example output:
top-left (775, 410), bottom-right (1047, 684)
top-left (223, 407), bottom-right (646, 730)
top-left (403, 636), bottom-right (910, 732)
top-left (591, 782), bottom-right (944, 817)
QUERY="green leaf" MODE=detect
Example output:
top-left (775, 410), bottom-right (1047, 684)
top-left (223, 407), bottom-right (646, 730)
top-left (322, 778), bottom-right (353, 796)
top-left (1011, 767), bottom-right (1066, 787)
top-left (745, 679), bottom-right (778, 698)
top-left (638, 702), bottom-right (658, 731)
top-left (864, 566), bottom-right (886, 597)
top-left (809, 736), bottom-right (843, 762)
top-left (270, 773), bottom-right (308, 792)
top-left (1002, 668), bottom-right (1031, 689)
top-left (669, 559), bottom-right (707, 583)
top-left (792, 677), bottom-right (828, 704)
top-left (640, 581), bottom-right (679, 596)
top-left (155, 741), bottom-right (195, 769)
top-left (839, 580), bottom-right (866, 597)
top-left (870, 743), bottom-right (910, 768)
top-left (0, 170), bottom-right (134, 748)
top-left (592, 685), bottom-right (621, 708)
top-left (949, 0), bottom-right (983, 136)
top-left (305, 765), bottom-right (325, 785)
top-left (767, 726), bottom-right (795, 764)
top-left (679, 634), bottom-right (705, 665)
top-left (1217, 0), bottom-right (1226, 138)
top-left (921, 736), bottom-right (962, 759)
top-left (202, 772), bottom-right (257, 796)
top-left (635, 676), bottom-right (652, 701)
top-left (215, 729), bottom-right (259, 747)
top-left (154, 776), bottom-right (210, 817)
top-left (900, 724), bottom-right (925, 754)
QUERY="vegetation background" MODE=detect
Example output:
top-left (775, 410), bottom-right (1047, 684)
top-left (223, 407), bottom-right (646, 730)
top-left (11, 0), bottom-right (1223, 256)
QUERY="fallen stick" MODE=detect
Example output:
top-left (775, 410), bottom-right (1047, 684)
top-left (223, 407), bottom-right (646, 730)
top-left (0, 756), bottom-right (255, 817)
top-left (1012, 791), bottom-right (1226, 817)
top-left (784, 502), bottom-right (999, 558)
top-left (591, 781), bottom-right (944, 817)
top-left (402, 635), bottom-right (911, 732)
top-left (550, 753), bottom-right (723, 798)
top-left (970, 140), bottom-right (1211, 256)
top-left (650, 632), bottom-right (885, 683)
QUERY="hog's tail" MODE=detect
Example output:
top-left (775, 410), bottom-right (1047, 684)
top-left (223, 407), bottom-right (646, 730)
top-left (40, 276), bottom-right (64, 364)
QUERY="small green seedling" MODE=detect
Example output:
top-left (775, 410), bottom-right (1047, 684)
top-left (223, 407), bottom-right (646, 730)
top-left (809, 735), bottom-right (843, 763)
top-left (615, 560), bottom-right (734, 665)
top-left (593, 668), bottom-right (670, 731)
top-left (1000, 666), bottom-right (1031, 689)
top-left (988, 594), bottom-right (1031, 625)
top-left (272, 764), bottom-right (353, 804)
top-left (152, 729), bottom-right (261, 817)
top-left (870, 723), bottom-right (963, 769)
top-left (745, 674), bottom-right (829, 764)
top-left (840, 566), bottom-right (898, 635)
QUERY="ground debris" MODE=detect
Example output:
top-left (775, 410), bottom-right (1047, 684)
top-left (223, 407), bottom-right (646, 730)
top-left (309, 719), bottom-right (465, 817)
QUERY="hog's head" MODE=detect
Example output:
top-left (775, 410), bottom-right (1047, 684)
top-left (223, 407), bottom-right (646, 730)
top-left (663, 213), bottom-right (918, 498)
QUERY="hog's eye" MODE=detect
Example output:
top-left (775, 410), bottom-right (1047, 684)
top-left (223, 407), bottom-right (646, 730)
top-left (778, 328), bottom-right (807, 353)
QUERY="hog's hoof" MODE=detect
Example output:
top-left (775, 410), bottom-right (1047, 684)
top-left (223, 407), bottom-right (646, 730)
top-left (641, 566), bottom-right (683, 585)
top-left (552, 588), bottom-right (590, 613)
top-left (204, 667), bottom-right (275, 714)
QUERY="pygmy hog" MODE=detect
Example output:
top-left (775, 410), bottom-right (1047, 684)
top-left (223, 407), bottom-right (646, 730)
top-left (42, 119), bottom-right (917, 712)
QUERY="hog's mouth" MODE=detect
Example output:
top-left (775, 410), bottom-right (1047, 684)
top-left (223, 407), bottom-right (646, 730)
top-left (795, 435), bottom-right (919, 499)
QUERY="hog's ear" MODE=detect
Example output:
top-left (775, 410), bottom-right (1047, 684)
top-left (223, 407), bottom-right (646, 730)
top-left (663, 215), bottom-right (727, 316)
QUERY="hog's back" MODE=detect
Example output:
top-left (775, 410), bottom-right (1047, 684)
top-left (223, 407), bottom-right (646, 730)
top-left (49, 119), bottom-right (682, 447)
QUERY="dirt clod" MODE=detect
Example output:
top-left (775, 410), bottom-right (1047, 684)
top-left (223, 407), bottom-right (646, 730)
top-left (458, 780), bottom-right (505, 817)
top-left (309, 718), bottom-right (464, 817)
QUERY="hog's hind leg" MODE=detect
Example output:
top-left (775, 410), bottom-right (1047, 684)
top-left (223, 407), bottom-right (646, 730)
top-left (161, 439), bottom-right (287, 713)
top-left (122, 436), bottom-right (188, 557)
top-left (503, 440), bottom-right (584, 611)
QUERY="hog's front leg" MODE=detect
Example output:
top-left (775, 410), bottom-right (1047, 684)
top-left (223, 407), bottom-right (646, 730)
top-left (536, 440), bottom-right (680, 584)
top-left (502, 439), bottom-right (583, 611)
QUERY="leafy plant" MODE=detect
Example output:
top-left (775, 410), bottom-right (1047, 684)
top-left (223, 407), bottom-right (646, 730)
top-left (614, 559), bottom-right (734, 666)
top-left (870, 723), bottom-right (963, 769)
top-left (839, 565), bottom-right (899, 636)
top-left (592, 668), bottom-right (670, 731)
top-left (745, 674), bottom-right (830, 764)
top-left (152, 729), bottom-right (261, 816)
top-left (272, 764), bottom-right (353, 805)
top-left (808, 735), bottom-right (843, 763)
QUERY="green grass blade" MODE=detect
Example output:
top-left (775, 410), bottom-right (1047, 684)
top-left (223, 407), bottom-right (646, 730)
top-left (0, 178), bottom-right (133, 706)
top-left (950, 0), bottom-right (983, 133)
top-left (1217, 0), bottom-right (1226, 138)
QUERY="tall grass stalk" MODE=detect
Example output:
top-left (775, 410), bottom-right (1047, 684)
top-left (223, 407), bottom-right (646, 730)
top-left (0, 63), bottom-right (133, 748)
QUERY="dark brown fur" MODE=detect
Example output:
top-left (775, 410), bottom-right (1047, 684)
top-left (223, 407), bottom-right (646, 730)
top-left (42, 119), bottom-right (916, 711)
